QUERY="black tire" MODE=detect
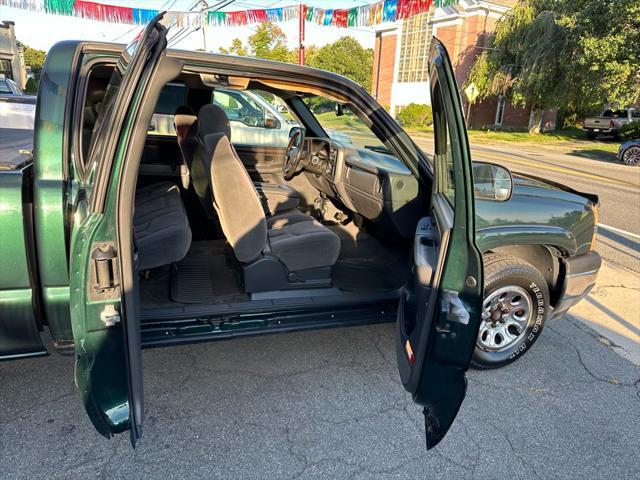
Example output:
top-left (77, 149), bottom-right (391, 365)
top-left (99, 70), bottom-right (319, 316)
top-left (471, 254), bottom-right (549, 369)
top-left (621, 145), bottom-right (640, 166)
top-left (586, 131), bottom-right (597, 140)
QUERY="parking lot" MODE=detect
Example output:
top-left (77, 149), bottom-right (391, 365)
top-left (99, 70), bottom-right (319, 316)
top-left (1, 264), bottom-right (639, 480)
top-left (1, 127), bottom-right (639, 479)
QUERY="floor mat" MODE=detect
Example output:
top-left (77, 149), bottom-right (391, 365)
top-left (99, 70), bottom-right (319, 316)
top-left (332, 258), bottom-right (409, 292)
top-left (170, 254), bottom-right (247, 304)
top-left (328, 223), bottom-right (410, 292)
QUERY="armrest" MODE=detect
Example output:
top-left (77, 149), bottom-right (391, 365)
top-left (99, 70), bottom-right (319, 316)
top-left (254, 182), bottom-right (301, 215)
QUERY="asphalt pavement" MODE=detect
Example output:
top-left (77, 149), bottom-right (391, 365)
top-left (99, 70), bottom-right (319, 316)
top-left (1, 128), bottom-right (639, 479)
top-left (1, 310), bottom-right (639, 480)
top-left (466, 141), bottom-right (640, 273)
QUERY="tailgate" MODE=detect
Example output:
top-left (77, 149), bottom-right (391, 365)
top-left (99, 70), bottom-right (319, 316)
top-left (584, 117), bottom-right (608, 129)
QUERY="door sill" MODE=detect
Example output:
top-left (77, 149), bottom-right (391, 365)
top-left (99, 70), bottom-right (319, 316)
top-left (140, 289), bottom-right (401, 348)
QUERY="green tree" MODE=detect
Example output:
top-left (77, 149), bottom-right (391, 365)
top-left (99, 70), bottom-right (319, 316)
top-left (219, 22), bottom-right (294, 63)
top-left (219, 38), bottom-right (248, 57)
top-left (307, 37), bottom-right (373, 89)
top-left (466, 0), bottom-right (640, 124)
top-left (24, 77), bottom-right (38, 94)
top-left (17, 41), bottom-right (46, 81)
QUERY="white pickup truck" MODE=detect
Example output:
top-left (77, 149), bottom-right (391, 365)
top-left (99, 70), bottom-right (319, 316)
top-left (583, 107), bottom-right (639, 139)
top-left (0, 77), bottom-right (36, 130)
top-left (149, 85), bottom-right (298, 146)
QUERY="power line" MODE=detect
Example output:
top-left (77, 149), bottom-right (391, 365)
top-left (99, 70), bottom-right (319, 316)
top-left (111, 0), bottom-right (179, 42)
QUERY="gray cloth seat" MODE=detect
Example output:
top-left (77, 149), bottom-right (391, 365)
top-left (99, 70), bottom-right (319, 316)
top-left (180, 103), bottom-right (301, 219)
top-left (267, 210), bottom-right (341, 271)
top-left (201, 107), bottom-right (340, 290)
top-left (134, 182), bottom-right (192, 270)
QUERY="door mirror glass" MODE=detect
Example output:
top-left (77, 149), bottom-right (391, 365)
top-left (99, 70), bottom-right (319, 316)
top-left (264, 111), bottom-right (281, 129)
top-left (472, 162), bottom-right (513, 201)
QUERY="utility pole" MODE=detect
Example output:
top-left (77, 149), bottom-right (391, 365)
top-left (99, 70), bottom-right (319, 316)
top-left (201, 0), bottom-right (209, 52)
top-left (298, 4), bottom-right (305, 65)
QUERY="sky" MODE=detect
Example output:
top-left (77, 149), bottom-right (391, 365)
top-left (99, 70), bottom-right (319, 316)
top-left (0, 0), bottom-right (378, 53)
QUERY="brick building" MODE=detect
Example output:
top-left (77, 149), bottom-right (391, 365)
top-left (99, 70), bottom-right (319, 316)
top-left (0, 21), bottom-right (26, 90)
top-left (371, 0), bottom-right (556, 131)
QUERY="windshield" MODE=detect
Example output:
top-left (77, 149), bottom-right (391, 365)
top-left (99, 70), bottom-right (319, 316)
top-left (0, 79), bottom-right (11, 94)
top-left (0, 78), bottom-right (19, 94)
top-left (303, 96), bottom-right (385, 150)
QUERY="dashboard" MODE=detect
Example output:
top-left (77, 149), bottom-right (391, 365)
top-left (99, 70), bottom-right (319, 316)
top-left (302, 137), bottom-right (423, 237)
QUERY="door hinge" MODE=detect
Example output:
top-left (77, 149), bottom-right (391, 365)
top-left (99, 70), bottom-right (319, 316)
top-left (100, 304), bottom-right (121, 327)
top-left (89, 243), bottom-right (120, 300)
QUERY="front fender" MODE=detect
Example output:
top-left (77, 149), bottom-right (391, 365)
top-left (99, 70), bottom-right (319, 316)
top-left (475, 225), bottom-right (576, 255)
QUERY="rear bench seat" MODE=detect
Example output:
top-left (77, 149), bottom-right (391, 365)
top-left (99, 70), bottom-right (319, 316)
top-left (134, 182), bottom-right (192, 270)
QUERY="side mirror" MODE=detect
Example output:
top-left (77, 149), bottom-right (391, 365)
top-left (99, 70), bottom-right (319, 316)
top-left (335, 103), bottom-right (345, 117)
top-left (264, 112), bottom-right (281, 129)
top-left (472, 162), bottom-right (513, 201)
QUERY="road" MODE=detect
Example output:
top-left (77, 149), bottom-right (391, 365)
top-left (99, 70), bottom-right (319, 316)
top-left (4, 128), bottom-right (638, 272)
top-left (0, 128), bottom-right (638, 479)
top-left (471, 142), bottom-right (640, 273)
top-left (1, 315), bottom-right (639, 480)
top-left (413, 135), bottom-right (640, 273)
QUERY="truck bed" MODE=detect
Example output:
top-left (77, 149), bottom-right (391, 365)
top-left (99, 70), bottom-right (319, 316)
top-left (0, 128), bottom-right (33, 169)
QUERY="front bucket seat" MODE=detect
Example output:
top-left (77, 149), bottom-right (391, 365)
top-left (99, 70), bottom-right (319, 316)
top-left (200, 105), bottom-right (340, 292)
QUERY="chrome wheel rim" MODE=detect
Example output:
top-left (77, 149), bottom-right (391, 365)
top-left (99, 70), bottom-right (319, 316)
top-left (477, 285), bottom-right (533, 352)
top-left (623, 146), bottom-right (640, 166)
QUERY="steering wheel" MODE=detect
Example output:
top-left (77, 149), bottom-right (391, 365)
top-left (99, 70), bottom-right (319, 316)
top-left (283, 128), bottom-right (305, 180)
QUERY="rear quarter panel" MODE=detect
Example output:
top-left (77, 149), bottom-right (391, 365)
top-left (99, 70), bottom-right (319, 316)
top-left (0, 166), bottom-right (46, 358)
top-left (32, 41), bottom-right (84, 342)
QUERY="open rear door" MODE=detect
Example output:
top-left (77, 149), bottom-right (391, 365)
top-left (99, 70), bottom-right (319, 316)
top-left (68, 15), bottom-right (168, 446)
top-left (396, 39), bottom-right (483, 449)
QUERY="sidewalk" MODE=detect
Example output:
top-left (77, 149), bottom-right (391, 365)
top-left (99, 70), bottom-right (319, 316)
top-left (567, 260), bottom-right (640, 365)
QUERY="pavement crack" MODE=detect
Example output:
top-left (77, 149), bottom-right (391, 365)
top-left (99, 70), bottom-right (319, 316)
top-left (487, 420), bottom-right (543, 480)
top-left (549, 322), bottom-right (640, 387)
top-left (9, 389), bottom-right (76, 420)
top-left (458, 418), bottom-right (481, 479)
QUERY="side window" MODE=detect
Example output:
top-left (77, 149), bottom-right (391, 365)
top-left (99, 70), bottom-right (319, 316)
top-left (213, 89), bottom-right (293, 148)
top-left (155, 84), bottom-right (186, 114)
top-left (302, 96), bottom-right (386, 150)
top-left (78, 65), bottom-right (113, 168)
top-left (213, 90), bottom-right (266, 127)
top-left (148, 83), bottom-right (186, 136)
top-left (431, 79), bottom-right (456, 206)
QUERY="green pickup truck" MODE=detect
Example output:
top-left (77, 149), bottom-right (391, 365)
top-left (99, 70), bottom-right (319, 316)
top-left (0, 17), bottom-right (600, 449)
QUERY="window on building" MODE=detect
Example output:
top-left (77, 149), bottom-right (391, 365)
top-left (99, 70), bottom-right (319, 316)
top-left (495, 96), bottom-right (506, 126)
top-left (397, 11), bottom-right (433, 83)
top-left (0, 58), bottom-right (13, 80)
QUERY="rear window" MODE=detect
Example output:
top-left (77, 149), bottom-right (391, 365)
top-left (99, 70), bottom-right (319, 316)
top-left (154, 83), bottom-right (187, 114)
top-left (603, 109), bottom-right (628, 118)
top-left (0, 78), bottom-right (14, 94)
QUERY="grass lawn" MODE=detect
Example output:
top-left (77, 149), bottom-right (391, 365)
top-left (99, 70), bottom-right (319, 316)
top-left (466, 128), bottom-right (619, 153)
top-left (315, 112), bottom-right (620, 159)
top-left (408, 127), bottom-right (620, 157)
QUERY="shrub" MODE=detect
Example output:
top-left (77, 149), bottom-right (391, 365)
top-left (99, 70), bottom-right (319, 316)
top-left (25, 77), bottom-right (38, 95)
top-left (619, 120), bottom-right (640, 140)
top-left (397, 103), bottom-right (433, 128)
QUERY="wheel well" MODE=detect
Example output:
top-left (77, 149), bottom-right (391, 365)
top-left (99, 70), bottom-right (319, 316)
top-left (487, 245), bottom-right (563, 306)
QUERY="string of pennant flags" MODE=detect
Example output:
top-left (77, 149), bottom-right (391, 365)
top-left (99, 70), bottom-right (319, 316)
top-left (1, 0), bottom-right (460, 28)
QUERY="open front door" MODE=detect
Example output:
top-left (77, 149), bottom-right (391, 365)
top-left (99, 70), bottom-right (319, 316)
top-left (69, 15), bottom-right (168, 446)
top-left (396, 39), bottom-right (483, 449)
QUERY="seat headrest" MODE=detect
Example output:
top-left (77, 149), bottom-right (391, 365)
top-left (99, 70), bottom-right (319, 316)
top-left (198, 104), bottom-right (231, 141)
top-left (175, 105), bottom-right (196, 116)
top-left (88, 88), bottom-right (106, 104)
top-left (174, 105), bottom-right (198, 140)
